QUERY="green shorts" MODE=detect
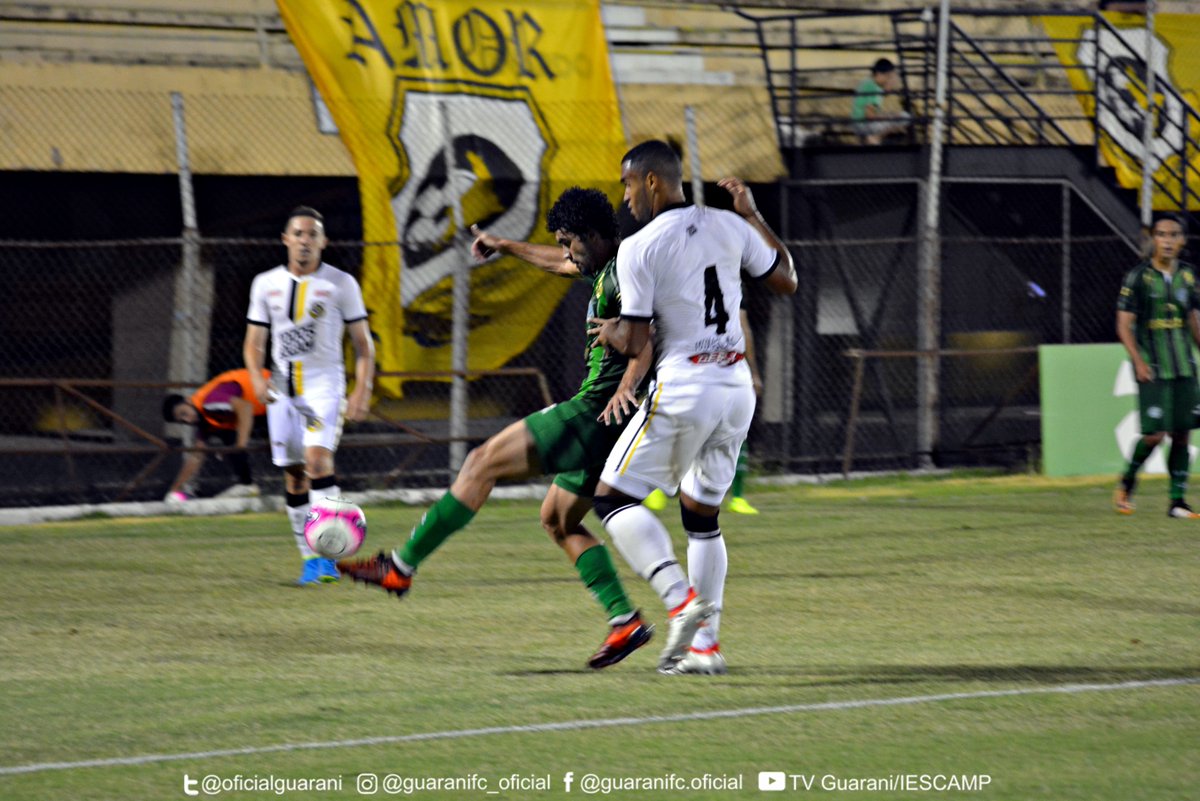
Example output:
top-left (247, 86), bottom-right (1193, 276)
top-left (524, 396), bottom-right (625, 498)
top-left (1138, 376), bottom-right (1200, 433)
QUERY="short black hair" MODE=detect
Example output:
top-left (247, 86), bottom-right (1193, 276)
top-left (162, 394), bottom-right (188, 423)
top-left (621, 140), bottom-right (682, 185)
top-left (1151, 211), bottom-right (1188, 233)
top-left (285, 205), bottom-right (324, 230)
top-left (545, 187), bottom-right (618, 242)
top-left (872, 58), bottom-right (896, 74)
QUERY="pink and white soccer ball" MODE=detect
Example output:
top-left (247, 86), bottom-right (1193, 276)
top-left (304, 497), bottom-right (367, 559)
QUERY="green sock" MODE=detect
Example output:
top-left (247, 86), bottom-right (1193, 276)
top-left (1167, 437), bottom-right (1190, 501)
top-left (731, 441), bottom-right (749, 498)
top-left (397, 492), bottom-right (476, 569)
top-left (575, 544), bottom-right (634, 622)
top-left (1123, 438), bottom-right (1155, 489)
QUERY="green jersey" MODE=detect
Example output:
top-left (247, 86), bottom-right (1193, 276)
top-left (1117, 260), bottom-right (1200, 380)
top-left (574, 257), bottom-right (628, 403)
top-left (851, 77), bottom-right (884, 121)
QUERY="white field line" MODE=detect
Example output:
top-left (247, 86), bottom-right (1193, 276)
top-left (1, 677), bottom-right (1196, 776)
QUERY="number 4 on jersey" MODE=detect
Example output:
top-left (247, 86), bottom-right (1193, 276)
top-left (703, 265), bottom-right (730, 334)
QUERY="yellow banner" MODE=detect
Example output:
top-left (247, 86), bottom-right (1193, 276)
top-left (278, 0), bottom-right (625, 394)
top-left (1042, 14), bottom-right (1200, 210)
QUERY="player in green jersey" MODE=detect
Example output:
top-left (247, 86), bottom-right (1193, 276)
top-left (1115, 212), bottom-right (1200, 518)
top-left (340, 188), bottom-right (657, 668)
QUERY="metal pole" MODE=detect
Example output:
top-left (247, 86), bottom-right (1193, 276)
top-left (1140, 0), bottom-right (1156, 226)
top-left (441, 99), bottom-right (470, 473)
top-left (170, 91), bottom-right (205, 387)
top-left (1061, 183), bottom-right (1071, 343)
top-left (915, 0), bottom-right (950, 469)
top-left (685, 105), bottom-right (704, 206)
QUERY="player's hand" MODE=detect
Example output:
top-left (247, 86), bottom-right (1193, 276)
top-left (345, 387), bottom-right (371, 422)
top-left (1135, 360), bottom-right (1154, 383)
top-left (587, 316), bottom-right (618, 350)
top-left (470, 224), bottom-right (502, 262)
top-left (718, 176), bottom-right (758, 219)
top-left (599, 386), bottom-right (639, 426)
top-left (252, 376), bottom-right (278, 405)
top-left (752, 373), bottom-right (764, 397)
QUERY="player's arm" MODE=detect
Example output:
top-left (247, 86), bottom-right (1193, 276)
top-left (598, 332), bottom-right (655, 425)
top-left (346, 319), bottom-right (375, 422)
top-left (588, 316), bottom-right (650, 358)
top-left (1117, 309), bottom-right (1152, 382)
top-left (718, 177), bottom-right (797, 296)
top-left (243, 324), bottom-right (274, 403)
top-left (470, 224), bottom-right (580, 278)
top-left (1189, 308), bottom-right (1200, 351)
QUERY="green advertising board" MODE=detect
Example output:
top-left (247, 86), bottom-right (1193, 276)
top-left (1040, 343), bottom-right (1186, 476)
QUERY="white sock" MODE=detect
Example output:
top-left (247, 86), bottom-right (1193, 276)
top-left (687, 532), bottom-right (726, 649)
top-left (602, 503), bottom-right (691, 610)
top-left (310, 482), bottom-right (340, 505)
top-left (288, 501), bottom-right (315, 558)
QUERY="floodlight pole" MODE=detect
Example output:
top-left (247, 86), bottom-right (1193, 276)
top-left (685, 105), bottom-right (704, 206)
top-left (915, 0), bottom-right (951, 470)
top-left (441, 100), bottom-right (470, 473)
top-left (1139, 0), bottom-right (1157, 227)
top-left (169, 91), bottom-right (209, 387)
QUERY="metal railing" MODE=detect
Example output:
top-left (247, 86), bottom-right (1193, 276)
top-left (736, 8), bottom-right (1127, 149)
top-left (0, 369), bottom-right (553, 505)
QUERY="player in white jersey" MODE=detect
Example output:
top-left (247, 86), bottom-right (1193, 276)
top-left (590, 141), bottom-right (797, 674)
top-left (243, 206), bottom-right (375, 585)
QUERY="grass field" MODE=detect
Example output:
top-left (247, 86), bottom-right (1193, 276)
top-left (1, 473), bottom-right (1197, 800)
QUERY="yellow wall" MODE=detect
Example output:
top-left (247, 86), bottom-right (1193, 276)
top-left (0, 63), bottom-right (353, 174)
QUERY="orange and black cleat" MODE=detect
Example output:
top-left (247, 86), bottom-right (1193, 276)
top-left (337, 551), bottom-right (413, 598)
top-left (1113, 485), bottom-right (1135, 515)
top-left (587, 612), bottom-right (654, 669)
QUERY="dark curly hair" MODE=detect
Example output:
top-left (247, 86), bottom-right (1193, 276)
top-left (545, 187), bottom-right (618, 242)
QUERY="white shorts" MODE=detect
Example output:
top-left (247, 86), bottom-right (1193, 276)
top-left (600, 380), bottom-right (755, 506)
top-left (266, 390), bottom-right (346, 467)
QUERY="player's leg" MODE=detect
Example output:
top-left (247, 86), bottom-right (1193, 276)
top-left (1166, 377), bottom-right (1199, 517)
top-left (1116, 379), bottom-right (1167, 514)
top-left (339, 416), bottom-right (541, 596)
top-left (665, 385), bottom-right (753, 675)
top-left (593, 382), bottom-right (716, 669)
top-left (299, 394), bottom-right (348, 581)
top-left (266, 398), bottom-right (322, 584)
top-left (726, 440), bottom-right (758, 515)
top-left (540, 480), bottom-right (653, 668)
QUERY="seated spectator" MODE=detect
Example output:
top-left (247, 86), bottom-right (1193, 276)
top-left (852, 58), bottom-right (912, 145)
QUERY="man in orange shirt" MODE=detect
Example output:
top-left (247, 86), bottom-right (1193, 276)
top-left (162, 368), bottom-right (270, 501)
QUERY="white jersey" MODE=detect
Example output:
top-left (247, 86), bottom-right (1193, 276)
top-left (246, 262), bottom-right (368, 397)
top-left (616, 204), bottom-right (779, 384)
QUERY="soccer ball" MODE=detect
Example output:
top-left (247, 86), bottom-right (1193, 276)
top-left (304, 497), bottom-right (367, 560)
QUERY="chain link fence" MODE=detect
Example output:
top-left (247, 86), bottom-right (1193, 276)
top-left (0, 80), bottom-right (1151, 508)
top-left (750, 177), bottom-right (1139, 476)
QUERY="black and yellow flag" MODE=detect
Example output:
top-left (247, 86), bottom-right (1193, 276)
top-left (278, 1), bottom-right (626, 394)
top-left (1042, 13), bottom-right (1200, 210)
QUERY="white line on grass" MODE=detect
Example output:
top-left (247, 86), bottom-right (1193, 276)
top-left (1, 677), bottom-right (1195, 776)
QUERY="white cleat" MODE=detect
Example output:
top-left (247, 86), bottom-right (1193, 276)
top-left (216, 483), bottom-right (261, 499)
top-left (657, 592), bottom-right (715, 671)
top-left (659, 647), bottom-right (727, 675)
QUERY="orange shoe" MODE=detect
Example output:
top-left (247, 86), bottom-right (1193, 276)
top-left (337, 551), bottom-right (413, 598)
top-left (1113, 486), bottom-right (1134, 515)
top-left (587, 612), bottom-right (655, 669)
